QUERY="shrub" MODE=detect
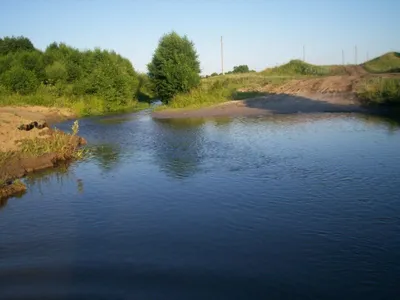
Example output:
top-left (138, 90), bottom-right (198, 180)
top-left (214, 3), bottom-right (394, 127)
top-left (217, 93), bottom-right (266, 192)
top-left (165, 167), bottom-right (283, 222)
top-left (147, 31), bottom-right (201, 103)
top-left (45, 61), bottom-right (67, 84)
top-left (1, 65), bottom-right (39, 94)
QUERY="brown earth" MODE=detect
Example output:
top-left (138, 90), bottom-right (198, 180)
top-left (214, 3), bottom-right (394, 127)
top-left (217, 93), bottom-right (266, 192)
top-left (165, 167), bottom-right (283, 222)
top-left (0, 106), bottom-right (84, 200)
top-left (153, 66), bottom-right (400, 119)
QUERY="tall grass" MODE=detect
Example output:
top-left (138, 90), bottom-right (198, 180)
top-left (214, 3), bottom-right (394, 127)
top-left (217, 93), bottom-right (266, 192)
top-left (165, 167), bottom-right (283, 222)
top-left (357, 78), bottom-right (400, 105)
top-left (0, 84), bottom-right (147, 116)
top-left (163, 73), bottom-right (291, 110)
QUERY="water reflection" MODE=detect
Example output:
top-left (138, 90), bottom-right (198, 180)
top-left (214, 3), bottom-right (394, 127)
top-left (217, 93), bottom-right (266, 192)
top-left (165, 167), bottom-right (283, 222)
top-left (23, 162), bottom-right (83, 196)
top-left (89, 144), bottom-right (122, 173)
top-left (152, 118), bottom-right (207, 179)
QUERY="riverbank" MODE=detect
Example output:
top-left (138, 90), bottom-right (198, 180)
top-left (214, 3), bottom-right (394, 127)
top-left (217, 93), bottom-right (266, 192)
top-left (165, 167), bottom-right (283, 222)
top-left (152, 92), bottom-right (369, 119)
top-left (152, 67), bottom-right (400, 119)
top-left (0, 106), bottom-right (86, 199)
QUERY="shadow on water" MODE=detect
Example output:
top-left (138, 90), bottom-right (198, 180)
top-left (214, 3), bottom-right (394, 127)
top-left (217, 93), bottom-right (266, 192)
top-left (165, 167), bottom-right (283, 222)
top-left (242, 93), bottom-right (363, 114)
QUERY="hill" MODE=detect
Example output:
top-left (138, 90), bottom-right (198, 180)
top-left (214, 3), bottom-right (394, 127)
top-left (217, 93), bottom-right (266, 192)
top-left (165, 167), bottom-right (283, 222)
top-left (261, 60), bottom-right (345, 76)
top-left (362, 52), bottom-right (400, 73)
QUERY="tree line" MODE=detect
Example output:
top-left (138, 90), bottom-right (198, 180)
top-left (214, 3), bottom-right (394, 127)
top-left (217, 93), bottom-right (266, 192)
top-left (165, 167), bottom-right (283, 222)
top-left (0, 33), bottom-right (256, 110)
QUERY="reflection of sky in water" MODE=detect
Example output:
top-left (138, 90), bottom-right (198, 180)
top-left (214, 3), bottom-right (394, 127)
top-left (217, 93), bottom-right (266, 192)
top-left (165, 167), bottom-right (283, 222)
top-left (1, 111), bottom-right (400, 299)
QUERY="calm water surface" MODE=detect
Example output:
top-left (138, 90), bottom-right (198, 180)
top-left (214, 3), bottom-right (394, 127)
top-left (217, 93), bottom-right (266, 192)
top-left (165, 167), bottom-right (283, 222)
top-left (1, 110), bottom-right (400, 299)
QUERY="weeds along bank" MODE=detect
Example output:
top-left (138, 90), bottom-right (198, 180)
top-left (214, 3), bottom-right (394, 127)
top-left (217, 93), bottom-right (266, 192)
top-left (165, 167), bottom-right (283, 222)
top-left (0, 120), bottom-right (87, 200)
top-left (0, 36), bottom-right (153, 116)
top-left (357, 78), bottom-right (400, 105)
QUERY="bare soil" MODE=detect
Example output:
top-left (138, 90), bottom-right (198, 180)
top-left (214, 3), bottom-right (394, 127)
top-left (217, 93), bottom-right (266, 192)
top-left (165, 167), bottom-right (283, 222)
top-left (0, 106), bottom-right (83, 200)
top-left (153, 67), bottom-right (400, 119)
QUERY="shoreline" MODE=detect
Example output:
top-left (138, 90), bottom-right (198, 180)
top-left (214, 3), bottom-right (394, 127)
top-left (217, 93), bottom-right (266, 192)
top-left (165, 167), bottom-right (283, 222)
top-left (152, 92), bottom-right (372, 119)
top-left (0, 106), bottom-right (85, 200)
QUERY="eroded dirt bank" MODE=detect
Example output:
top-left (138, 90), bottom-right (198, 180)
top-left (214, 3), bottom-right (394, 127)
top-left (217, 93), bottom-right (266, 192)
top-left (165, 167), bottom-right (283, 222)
top-left (0, 106), bottom-right (85, 200)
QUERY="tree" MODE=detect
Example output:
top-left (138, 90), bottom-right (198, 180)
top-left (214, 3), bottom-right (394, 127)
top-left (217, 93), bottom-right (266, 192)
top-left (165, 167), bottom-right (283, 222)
top-left (0, 36), bottom-right (35, 55)
top-left (147, 32), bottom-right (201, 103)
top-left (232, 65), bottom-right (250, 73)
top-left (1, 65), bottom-right (39, 94)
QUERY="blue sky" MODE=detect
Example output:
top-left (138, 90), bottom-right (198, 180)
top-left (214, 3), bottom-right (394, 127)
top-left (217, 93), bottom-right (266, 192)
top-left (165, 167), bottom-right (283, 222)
top-left (1, 0), bottom-right (399, 75)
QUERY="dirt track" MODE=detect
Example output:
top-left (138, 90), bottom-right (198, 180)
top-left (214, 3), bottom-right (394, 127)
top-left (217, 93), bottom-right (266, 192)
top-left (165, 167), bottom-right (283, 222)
top-left (153, 67), bottom-right (400, 119)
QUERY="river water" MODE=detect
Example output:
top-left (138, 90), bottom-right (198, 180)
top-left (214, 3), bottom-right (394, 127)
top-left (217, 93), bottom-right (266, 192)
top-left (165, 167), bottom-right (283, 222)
top-left (1, 109), bottom-right (400, 299)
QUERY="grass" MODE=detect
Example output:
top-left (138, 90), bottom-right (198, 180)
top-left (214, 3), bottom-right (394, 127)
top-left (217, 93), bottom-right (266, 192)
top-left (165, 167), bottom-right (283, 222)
top-left (357, 77), bottom-right (400, 105)
top-left (363, 52), bottom-right (400, 73)
top-left (18, 120), bottom-right (87, 158)
top-left (0, 84), bottom-right (150, 117)
top-left (261, 60), bottom-right (345, 76)
top-left (159, 73), bottom-right (292, 110)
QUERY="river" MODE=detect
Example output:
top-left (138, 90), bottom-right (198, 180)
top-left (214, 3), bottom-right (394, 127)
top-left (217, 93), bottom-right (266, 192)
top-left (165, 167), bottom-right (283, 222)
top-left (1, 109), bottom-right (400, 299)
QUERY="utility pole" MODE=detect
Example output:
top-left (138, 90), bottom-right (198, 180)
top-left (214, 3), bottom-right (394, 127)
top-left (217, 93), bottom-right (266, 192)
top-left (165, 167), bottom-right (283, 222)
top-left (355, 45), bottom-right (358, 65)
top-left (221, 36), bottom-right (224, 75)
top-left (366, 51), bottom-right (369, 62)
top-left (342, 49), bottom-right (345, 65)
top-left (302, 45), bottom-right (305, 61)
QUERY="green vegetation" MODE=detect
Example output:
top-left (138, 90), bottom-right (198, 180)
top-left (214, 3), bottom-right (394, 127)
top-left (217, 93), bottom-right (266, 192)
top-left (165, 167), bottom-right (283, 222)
top-left (262, 59), bottom-right (344, 76)
top-left (357, 78), bottom-right (400, 105)
top-left (0, 36), bottom-right (151, 116)
top-left (363, 52), bottom-right (400, 73)
top-left (148, 31), bottom-right (201, 103)
top-left (161, 73), bottom-right (290, 110)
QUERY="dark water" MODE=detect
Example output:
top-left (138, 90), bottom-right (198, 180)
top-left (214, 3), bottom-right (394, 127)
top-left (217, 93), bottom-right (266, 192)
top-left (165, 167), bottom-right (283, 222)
top-left (1, 110), bottom-right (400, 300)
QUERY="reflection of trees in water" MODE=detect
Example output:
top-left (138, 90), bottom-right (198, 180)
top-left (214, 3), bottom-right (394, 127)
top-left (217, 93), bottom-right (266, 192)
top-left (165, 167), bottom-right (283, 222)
top-left (152, 118), bottom-right (208, 179)
top-left (90, 144), bottom-right (122, 173)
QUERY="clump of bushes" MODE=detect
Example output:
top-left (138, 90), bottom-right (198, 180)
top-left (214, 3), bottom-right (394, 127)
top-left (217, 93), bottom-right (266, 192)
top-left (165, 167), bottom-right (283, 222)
top-left (0, 36), bottom-right (150, 115)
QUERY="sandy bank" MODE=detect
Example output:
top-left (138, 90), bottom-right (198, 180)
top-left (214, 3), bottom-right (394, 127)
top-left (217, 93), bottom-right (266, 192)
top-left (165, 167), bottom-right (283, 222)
top-left (0, 106), bottom-right (84, 200)
top-left (152, 92), bottom-right (369, 119)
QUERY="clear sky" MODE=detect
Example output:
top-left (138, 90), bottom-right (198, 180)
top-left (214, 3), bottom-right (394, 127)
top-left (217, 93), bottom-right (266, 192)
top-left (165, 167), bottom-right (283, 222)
top-left (1, 0), bottom-right (399, 75)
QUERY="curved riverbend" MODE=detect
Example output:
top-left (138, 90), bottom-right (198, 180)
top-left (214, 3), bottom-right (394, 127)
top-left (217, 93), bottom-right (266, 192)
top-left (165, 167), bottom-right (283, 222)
top-left (1, 110), bottom-right (400, 299)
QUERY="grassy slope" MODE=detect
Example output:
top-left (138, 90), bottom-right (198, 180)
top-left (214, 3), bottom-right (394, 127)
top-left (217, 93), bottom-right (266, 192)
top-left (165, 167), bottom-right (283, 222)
top-left (261, 59), bottom-right (346, 76)
top-left (161, 53), bottom-right (400, 110)
top-left (156, 73), bottom-right (295, 110)
top-left (362, 52), bottom-right (400, 73)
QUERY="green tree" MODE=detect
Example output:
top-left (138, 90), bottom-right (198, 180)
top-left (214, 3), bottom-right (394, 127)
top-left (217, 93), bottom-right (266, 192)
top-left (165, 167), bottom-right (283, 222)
top-left (1, 65), bottom-right (39, 94)
top-left (147, 32), bottom-right (201, 103)
top-left (232, 65), bottom-right (250, 73)
top-left (0, 36), bottom-right (35, 55)
top-left (45, 61), bottom-right (67, 84)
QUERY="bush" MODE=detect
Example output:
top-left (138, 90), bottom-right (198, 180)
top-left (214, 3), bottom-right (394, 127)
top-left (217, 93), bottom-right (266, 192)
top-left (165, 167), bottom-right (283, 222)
top-left (1, 66), bottom-right (39, 94)
top-left (45, 61), bottom-right (67, 84)
top-left (147, 31), bottom-right (201, 103)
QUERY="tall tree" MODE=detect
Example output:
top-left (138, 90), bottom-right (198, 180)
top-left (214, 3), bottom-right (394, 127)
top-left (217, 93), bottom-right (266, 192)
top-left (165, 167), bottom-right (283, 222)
top-left (147, 32), bottom-right (201, 103)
